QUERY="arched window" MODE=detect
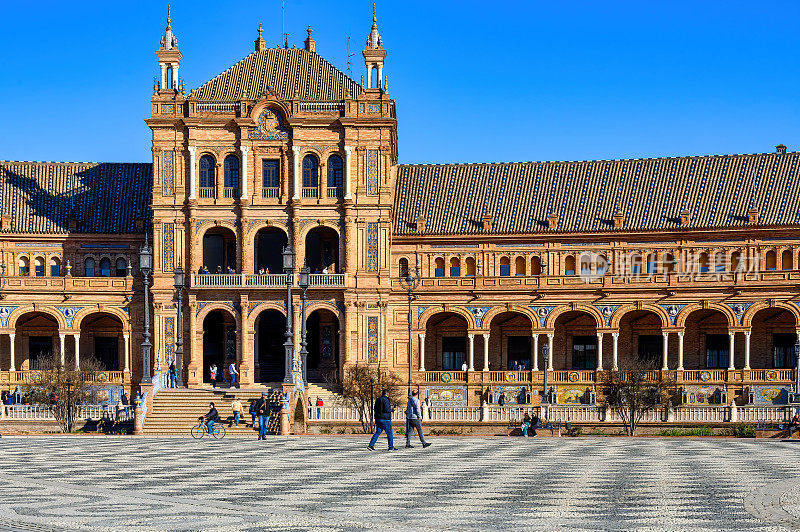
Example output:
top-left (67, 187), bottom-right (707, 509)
top-left (223, 155), bottom-right (240, 189)
top-left (580, 254), bottom-right (591, 276)
top-left (302, 154), bottom-right (319, 188)
top-left (663, 253), bottom-right (675, 273)
top-left (199, 155), bottom-right (216, 189)
top-left (514, 256), bottom-right (525, 276)
top-left (327, 154), bottom-right (343, 190)
top-left (698, 252), bottom-right (709, 273)
top-left (782, 249), bottom-right (793, 270)
top-left (630, 254), bottom-right (642, 275)
top-left (499, 256), bottom-right (511, 277)
top-left (531, 256), bottom-right (542, 275)
top-left (33, 257), bottom-right (45, 277)
top-left (18, 257), bottom-right (29, 276)
top-left (434, 257), bottom-right (445, 277)
top-left (84, 257), bottom-right (95, 277)
top-left (49, 257), bottom-right (61, 277)
top-left (766, 250), bottom-right (777, 271)
top-left (449, 257), bottom-right (460, 277)
top-left (465, 257), bottom-right (476, 276)
top-left (646, 253), bottom-right (658, 274)
top-left (731, 251), bottom-right (741, 272)
top-left (597, 255), bottom-right (609, 275)
top-left (714, 252), bottom-right (726, 272)
top-left (100, 257), bottom-right (111, 277)
top-left (565, 255), bottom-right (576, 276)
top-left (115, 257), bottom-right (128, 277)
top-left (398, 258), bottom-right (409, 277)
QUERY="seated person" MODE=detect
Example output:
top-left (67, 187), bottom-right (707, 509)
top-left (201, 402), bottom-right (220, 432)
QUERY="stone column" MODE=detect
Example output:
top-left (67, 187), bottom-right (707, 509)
top-left (292, 146), bottom-right (301, 200)
top-left (418, 333), bottom-right (426, 372)
top-left (188, 146), bottom-right (197, 200)
top-left (73, 333), bottom-right (80, 370)
top-left (467, 333), bottom-right (474, 371)
top-left (662, 331), bottom-right (669, 370)
top-left (482, 333), bottom-right (490, 371)
top-left (677, 331), bottom-right (684, 370)
top-left (240, 145), bottom-right (249, 200)
top-left (612, 332), bottom-right (619, 370)
top-left (172, 63), bottom-right (179, 89)
top-left (9, 333), bottom-right (15, 372)
top-left (377, 65), bottom-right (384, 88)
top-left (532, 334), bottom-right (539, 371)
top-left (343, 146), bottom-right (353, 200)
top-left (728, 331), bottom-right (736, 370)
top-left (124, 333), bottom-right (130, 372)
top-left (547, 334), bottom-right (554, 371)
top-left (59, 334), bottom-right (66, 367)
top-left (744, 330), bottom-right (751, 370)
top-left (367, 65), bottom-right (374, 88)
top-left (159, 63), bottom-right (167, 89)
top-left (596, 332), bottom-right (603, 370)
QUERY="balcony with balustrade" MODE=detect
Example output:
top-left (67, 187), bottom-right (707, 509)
top-left (190, 273), bottom-right (347, 289)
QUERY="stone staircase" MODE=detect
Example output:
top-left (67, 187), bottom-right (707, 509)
top-left (306, 382), bottom-right (344, 407)
top-left (142, 387), bottom-right (283, 436)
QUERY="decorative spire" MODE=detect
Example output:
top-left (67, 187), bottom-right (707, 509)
top-left (258, 23), bottom-right (263, 39)
top-left (366, 3), bottom-right (383, 49)
top-left (160, 4), bottom-right (178, 50)
top-left (304, 24), bottom-right (315, 52)
top-left (167, 4), bottom-right (172, 29)
top-left (255, 22), bottom-right (266, 51)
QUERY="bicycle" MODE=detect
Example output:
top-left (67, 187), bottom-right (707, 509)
top-left (190, 417), bottom-right (226, 439)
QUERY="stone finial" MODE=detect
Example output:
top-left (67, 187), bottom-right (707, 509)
top-left (680, 209), bottom-right (691, 225)
top-left (547, 213), bottom-right (558, 229)
top-left (304, 25), bottom-right (315, 52)
top-left (366, 3), bottom-right (383, 49)
top-left (160, 4), bottom-right (178, 50)
top-left (613, 211), bottom-right (624, 229)
top-left (481, 215), bottom-right (493, 231)
top-left (255, 23), bottom-right (266, 51)
top-left (415, 216), bottom-right (426, 232)
top-left (748, 208), bottom-right (759, 224)
top-left (776, 144), bottom-right (787, 154)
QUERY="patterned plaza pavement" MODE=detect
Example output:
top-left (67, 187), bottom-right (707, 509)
top-left (0, 435), bottom-right (799, 531)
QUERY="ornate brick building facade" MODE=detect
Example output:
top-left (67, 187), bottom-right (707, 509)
top-left (2, 9), bottom-right (800, 410)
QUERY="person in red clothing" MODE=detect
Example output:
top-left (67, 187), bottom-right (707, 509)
top-left (315, 396), bottom-right (323, 419)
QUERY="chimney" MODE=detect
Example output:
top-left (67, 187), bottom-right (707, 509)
top-left (680, 209), bottom-right (691, 226)
top-left (613, 211), bottom-right (624, 229)
top-left (415, 216), bottom-right (426, 232)
top-left (776, 144), bottom-right (787, 154)
top-left (0, 212), bottom-right (10, 230)
top-left (481, 215), bottom-right (493, 231)
top-left (547, 213), bottom-right (558, 229)
top-left (304, 25), bottom-right (315, 53)
top-left (748, 208), bottom-right (759, 224)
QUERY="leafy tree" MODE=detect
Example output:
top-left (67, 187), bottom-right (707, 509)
top-left (601, 360), bottom-right (676, 436)
top-left (338, 363), bottom-right (403, 433)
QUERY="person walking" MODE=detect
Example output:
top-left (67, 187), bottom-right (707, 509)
top-left (249, 399), bottom-right (257, 428)
top-left (368, 389), bottom-right (398, 451)
top-left (255, 392), bottom-right (270, 440)
top-left (209, 364), bottom-right (217, 388)
top-left (169, 361), bottom-right (177, 388)
top-left (229, 362), bottom-right (238, 389)
top-left (315, 396), bottom-right (323, 419)
top-left (405, 390), bottom-right (431, 448)
top-left (231, 398), bottom-right (243, 427)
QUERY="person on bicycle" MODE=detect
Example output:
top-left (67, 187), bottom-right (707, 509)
top-left (201, 402), bottom-right (220, 432)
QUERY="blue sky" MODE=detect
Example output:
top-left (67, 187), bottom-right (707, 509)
top-left (0, 1), bottom-right (797, 164)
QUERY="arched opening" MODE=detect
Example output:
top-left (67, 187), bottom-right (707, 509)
top-left (663, 253), bottom-right (675, 273)
top-left (564, 255), bottom-right (576, 276)
top-left (749, 308), bottom-right (797, 369)
top-left (765, 250), bottom-right (777, 271)
top-left (617, 310), bottom-right (664, 368)
top-left (199, 155), bottom-right (216, 197)
top-left (714, 252), bottom-right (726, 273)
top-left (254, 309), bottom-right (287, 382)
top-left (99, 257), bottom-right (111, 277)
top-left (202, 226), bottom-right (236, 274)
top-left (682, 309), bottom-right (731, 369)
top-left (731, 251), bottom-right (741, 272)
top-left (424, 312), bottom-right (468, 371)
top-left (646, 253), bottom-right (658, 274)
top-left (465, 257), bottom-right (476, 276)
top-left (305, 226), bottom-right (339, 272)
top-left (449, 257), bottom-right (460, 277)
top-left (49, 257), bottom-right (61, 277)
top-left (488, 312), bottom-right (533, 370)
top-left (306, 308), bottom-right (340, 382)
top-left (553, 311), bottom-right (598, 370)
top-left (33, 257), bottom-right (45, 277)
top-left (781, 250), bottom-right (793, 270)
top-left (515, 256), bottom-right (526, 276)
top-left (18, 257), bottom-right (29, 276)
top-left (14, 312), bottom-right (59, 370)
top-left (223, 154), bottom-right (240, 196)
top-left (499, 256), bottom-right (510, 276)
top-left (326, 154), bottom-right (343, 196)
top-left (398, 257), bottom-right (409, 277)
top-left (84, 257), bottom-right (95, 277)
top-left (630, 254), bottom-right (642, 275)
top-left (202, 310), bottom-right (237, 384)
top-left (434, 257), bottom-right (445, 277)
top-left (698, 252), bottom-right (710, 273)
top-left (115, 257), bottom-right (127, 277)
top-left (531, 256), bottom-right (542, 275)
top-left (79, 312), bottom-right (124, 371)
top-left (254, 227), bottom-right (288, 274)
top-left (596, 254), bottom-right (609, 275)
top-left (579, 254), bottom-right (591, 276)
top-left (302, 154), bottom-right (319, 197)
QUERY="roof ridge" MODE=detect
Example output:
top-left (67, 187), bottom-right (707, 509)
top-left (0, 160), bottom-right (152, 166)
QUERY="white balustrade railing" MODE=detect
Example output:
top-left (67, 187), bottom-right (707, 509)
top-left (427, 407), bottom-right (482, 422)
top-left (246, 274), bottom-right (289, 287)
top-left (193, 273), bottom-right (242, 287)
top-left (191, 273), bottom-right (342, 288)
top-left (309, 273), bottom-right (346, 287)
top-left (672, 406), bottom-right (728, 423)
top-left (738, 406), bottom-right (792, 422)
top-left (2, 404), bottom-right (133, 422)
top-left (296, 102), bottom-right (345, 113)
top-left (196, 101), bottom-right (238, 113)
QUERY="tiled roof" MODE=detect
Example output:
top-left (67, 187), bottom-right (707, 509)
top-left (393, 152), bottom-right (800, 235)
top-left (193, 48), bottom-right (362, 102)
top-left (0, 161), bottom-right (152, 234)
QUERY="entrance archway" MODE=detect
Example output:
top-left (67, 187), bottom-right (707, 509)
top-left (618, 310), bottom-right (665, 368)
top-left (305, 226), bottom-right (339, 272)
top-left (202, 227), bottom-right (237, 273)
top-left (682, 309), bottom-right (731, 369)
top-left (254, 227), bottom-right (288, 274)
top-left (553, 311), bottom-right (598, 370)
top-left (202, 310), bottom-right (237, 383)
top-left (254, 309), bottom-right (287, 382)
top-left (14, 312), bottom-right (59, 370)
top-left (749, 307), bottom-right (797, 369)
top-left (487, 312), bottom-right (533, 370)
top-left (424, 312), bottom-right (468, 371)
top-left (306, 308), bottom-right (339, 382)
top-left (79, 312), bottom-right (124, 371)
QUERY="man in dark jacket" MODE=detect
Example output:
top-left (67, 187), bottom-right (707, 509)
top-left (368, 389), bottom-right (398, 451)
top-left (255, 392), bottom-right (270, 440)
top-left (201, 402), bottom-right (220, 433)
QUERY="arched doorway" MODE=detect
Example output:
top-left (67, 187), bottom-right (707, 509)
top-left (488, 312), bottom-right (533, 370)
top-left (305, 226), bottom-right (339, 272)
top-left (305, 308), bottom-right (340, 382)
top-left (254, 309), bottom-right (287, 382)
top-left (254, 227), bottom-right (288, 274)
top-left (749, 307), bottom-right (797, 369)
top-left (79, 313), bottom-right (124, 371)
top-left (202, 310), bottom-right (237, 384)
top-left (683, 309), bottom-right (731, 369)
top-left (618, 310), bottom-right (665, 368)
top-left (424, 312), bottom-right (468, 371)
top-left (202, 227), bottom-right (236, 273)
top-left (14, 312), bottom-right (59, 370)
top-left (553, 311), bottom-right (598, 370)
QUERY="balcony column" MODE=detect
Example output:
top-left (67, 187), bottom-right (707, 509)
top-left (292, 146), bottom-right (301, 200)
top-left (73, 333), bottom-right (80, 370)
top-left (612, 332), bottom-right (619, 370)
top-left (482, 333), bottom-right (490, 371)
top-left (239, 145), bottom-right (249, 200)
top-left (677, 331), bottom-right (684, 370)
top-left (531, 333), bottom-right (539, 371)
top-left (187, 146), bottom-right (197, 200)
top-left (59, 334), bottom-right (66, 367)
top-left (728, 331), bottom-right (736, 370)
top-left (547, 334), bottom-right (554, 371)
top-left (744, 330), bottom-right (751, 370)
top-left (124, 333), bottom-right (130, 372)
top-left (418, 333), bottom-right (426, 372)
top-left (467, 333), bottom-right (474, 371)
top-left (596, 332), bottom-right (603, 370)
top-left (343, 146), bottom-right (353, 200)
top-left (8, 333), bottom-right (15, 372)
top-left (662, 331), bottom-right (669, 370)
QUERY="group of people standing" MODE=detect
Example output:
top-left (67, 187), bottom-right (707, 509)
top-left (208, 362), bottom-right (238, 389)
top-left (368, 389), bottom-right (432, 451)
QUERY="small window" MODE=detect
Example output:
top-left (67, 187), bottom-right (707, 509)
top-left (34, 257), bottom-right (45, 277)
top-left (731, 252), bottom-right (741, 272)
top-left (115, 257), bottom-right (128, 277)
top-left (531, 256), bottom-right (542, 275)
top-left (565, 255), bottom-right (576, 276)
top-left (499, 256), bottom-right (510, 277)
top-left (302, 154), bottom-right (319, 188)
top-left (434, 257), bottom-right (445, 277)
top-left (714, 252), bottom-right (725, 273)
top-left (327, 154), bottom-right (343, 189)
top-left (664, 253), bottom-right (676, 273)
top-left (224, 155), bottom-right (240, 188)
top-left (18, 257), bottom-right (29, 276)
top-left (782, 250), bottom-right (792, 270)
top-left (262, 159), bottom-right (280, 188)
top-left (199, 155), bottom-right (216, 188)
top-left (572, 336), bottom-right (597, 370)
top-left (646, 254), bottom-right (658, 274)
top-left (515, 257), bottom-right (526, 276)
top-left (705, 334), bottom-right (729, 368)
top-left (699, 252), bottom-right (709, 273)
top-left (773, 333), bottom-right (797, 368)
top-left (399, 258), bottom-right (409, 277)
top-left (765, 250), bottom-right (776, 271)
top-left (465, 257), bottom-right (476, 276)
top-left (597, 255), bottom-right (609, 275)
top-left (630, 255), bottom-right (642, 275)
top-left (85, 257), bottom-right (95, 277)
top-left (449, 257), bottom-right (460, 277)
top-left (100, 257), bottom-right (111, 277)
top-left (49, 257), bottom-right (61, 277)
top-left (580, 255), bottom-right (591, 276)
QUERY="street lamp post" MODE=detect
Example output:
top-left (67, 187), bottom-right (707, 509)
top-left (401, 267), bottom-right (420, 398)
top-left (298, 266), bottom-right (310, 386)
top-left (282, 246), bottom-right (295, 383)
top-left (173, 266), bottom-right (185, 388)
top-left (794, 338), bottom-right (800, 396)
top-left (65, 377), bottom-right (73, 433)
top-left (542, 343), bottom-right (550, 406)
top-left (139, 237), bottom-right (153, 383)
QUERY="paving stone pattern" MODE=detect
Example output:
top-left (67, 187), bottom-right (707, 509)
top-left (0, 436), bottom-right (798, 531)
